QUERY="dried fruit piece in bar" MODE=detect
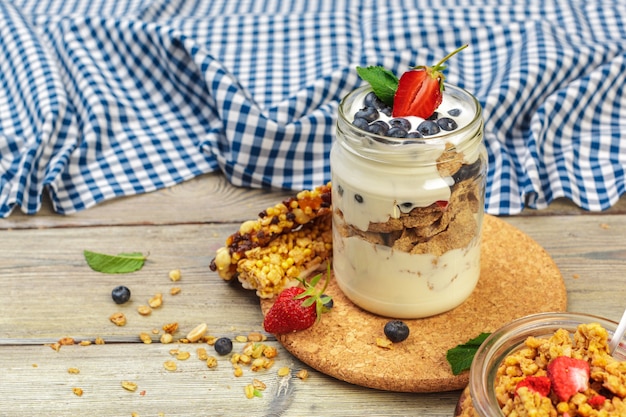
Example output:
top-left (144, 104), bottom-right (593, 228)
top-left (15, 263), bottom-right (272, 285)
top-left (210, 183), bottom-right (333, 298)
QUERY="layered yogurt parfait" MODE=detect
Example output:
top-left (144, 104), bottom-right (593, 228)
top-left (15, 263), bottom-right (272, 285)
top-left (331, 46), bottom-right (487, 318)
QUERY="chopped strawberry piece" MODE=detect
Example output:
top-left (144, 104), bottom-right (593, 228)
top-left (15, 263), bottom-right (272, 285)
top-left (515, 375), bottom-right (551, 397)
top-left (588, 394), bottom-right (606, 408)
top-left (435, 200), bottom-right (449, 210)
top-left (547, 356), bottom-right (590, 402)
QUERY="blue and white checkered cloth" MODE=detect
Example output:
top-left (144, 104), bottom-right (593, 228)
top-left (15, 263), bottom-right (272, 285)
top-left (1, 0), bottom-right (625, 217)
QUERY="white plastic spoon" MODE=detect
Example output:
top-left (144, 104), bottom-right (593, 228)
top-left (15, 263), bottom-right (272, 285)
top-left (609, 308), bottom-right (626, 355)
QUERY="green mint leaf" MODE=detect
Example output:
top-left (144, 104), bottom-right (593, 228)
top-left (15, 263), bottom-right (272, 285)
top-left (356, 66), bottom-right (399, 107)
top-left (446, 332), bottom-right (491, 375)
top-left (84, 250), bottom-right (147, 274)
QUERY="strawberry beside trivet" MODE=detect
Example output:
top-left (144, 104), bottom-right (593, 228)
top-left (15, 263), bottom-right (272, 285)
top-left (263, 267), bottom-right (333, 334)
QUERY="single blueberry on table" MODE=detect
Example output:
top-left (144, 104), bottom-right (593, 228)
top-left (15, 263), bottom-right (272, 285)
top-left (417, 120), bottom-right (440, 136)
top-left (111, 285), bottom-right (131, 304)
top-left (384, 320), bottom-right (410, 343)
top-left (354, 194), bottom-right (364, 203)
top-left (214, 337), bottom-right (233, 355)
top-left (437, 117), bottom-right (458, 131)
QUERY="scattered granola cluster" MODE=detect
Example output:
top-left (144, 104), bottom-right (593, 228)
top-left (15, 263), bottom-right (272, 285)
top-left (48, 267), bottom-right (311, 404)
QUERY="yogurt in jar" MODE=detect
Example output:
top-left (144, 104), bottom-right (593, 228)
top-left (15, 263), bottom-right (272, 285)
top-left (331, 84), bottom-right (487, 318)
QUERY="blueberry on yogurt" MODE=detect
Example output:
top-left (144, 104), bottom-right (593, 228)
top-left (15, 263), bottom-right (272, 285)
top-left (386, 127), bottom-right (408, 138)
top-left (417, 120), bottom-right (441, 136)
top-left (437, 117), bottom-right (458, 131)
top-left (363, 91), bottom-right (385, 109)
top-left (352, 117), bottom-right (370, 130)
top-left (354, 107), bottom-right (379, 123)
top-left (368, 120), bottom-right (390, 135)
top-left (389, 118), bottom-right (412, 131)
top-left (351, 90), bottom-right (467, 139)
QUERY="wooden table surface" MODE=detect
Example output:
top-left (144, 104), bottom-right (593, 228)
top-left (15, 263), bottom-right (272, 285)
top-left (2, 172), bottom-right (626, 417)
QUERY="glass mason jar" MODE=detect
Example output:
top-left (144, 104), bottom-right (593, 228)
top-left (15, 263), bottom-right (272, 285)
top-left (454, 312), bottom-right (626, 417)
top-left (331, 84), bottom-right (487, 318)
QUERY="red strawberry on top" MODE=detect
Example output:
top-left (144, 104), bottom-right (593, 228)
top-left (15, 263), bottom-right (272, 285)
top-left (547, 356), bottom-right (590, 402)
top-left (392, 44), bottom-right (468, 119)
top-left (263, 266), bottom-right (333, 334)
top-left (515, 375), bottom-right (551, 397)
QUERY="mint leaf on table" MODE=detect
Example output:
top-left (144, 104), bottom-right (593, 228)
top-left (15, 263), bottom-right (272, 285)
top-left (83, 250), bottom-right (147, 274)
top-left (446, 332), bottom-right (491, 375)
top-left (356, 66), bottom-right (398, 106)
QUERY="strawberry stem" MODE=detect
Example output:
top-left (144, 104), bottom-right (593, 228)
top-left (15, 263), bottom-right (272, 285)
top-left (294, 263), bottom-right (333, 315)
top-left (320, 263), bottom-right (331, 293)
top-left (435, 44), bottom-right (468, 68)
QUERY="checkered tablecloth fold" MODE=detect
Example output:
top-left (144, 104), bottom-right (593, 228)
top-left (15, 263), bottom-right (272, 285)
top-left (1, 0), bottom-right (625, 217)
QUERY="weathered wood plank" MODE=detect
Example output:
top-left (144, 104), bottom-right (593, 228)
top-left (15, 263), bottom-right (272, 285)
top-left (3, 173), bottom-right (294, 230)
top-left (503, 215), bottom-right (626, 320)
top-left (2, 172), bottom-right (626, 417)
top-left (0, 343), bottom-right (461, 417)
top-left (1, 216), bottom-right (625, 341)
top-left (0, 223), bottom-right (263, 340)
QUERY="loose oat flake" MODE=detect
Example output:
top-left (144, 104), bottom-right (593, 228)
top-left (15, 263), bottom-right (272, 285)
top-left (164, 361), bottom-right (177, 371)
top-left (168, 269), bottom-right (181, 281)
top-left (109, 312), bottom-right (127, 326)
top-left (121, 381), bottom-right (138, 392)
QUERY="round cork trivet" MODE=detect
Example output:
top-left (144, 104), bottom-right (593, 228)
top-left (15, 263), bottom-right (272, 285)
top-left (260, 214), bottom-right (567, 393)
